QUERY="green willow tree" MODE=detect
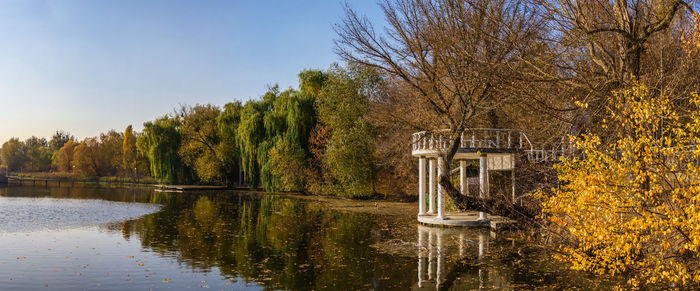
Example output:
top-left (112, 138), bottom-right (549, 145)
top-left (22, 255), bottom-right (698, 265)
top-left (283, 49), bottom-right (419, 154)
top-left (267, 86), bottom-right (317, 192)
top-left (217, 101), bottom-right (243, 186)
top-left (138, 116), bottom-right (192, 184)
top-left (237, 91), bottom-right (272, 189)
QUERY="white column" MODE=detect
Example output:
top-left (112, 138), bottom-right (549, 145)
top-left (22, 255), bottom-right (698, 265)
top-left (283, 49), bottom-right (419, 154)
top-left (436, 229), bottom-right (444, 289)
top-left (428, 159), bottom-right (436, 214)
top-left (436, 156), bottom-right (445, 220)
top-left (428, 228), bottom-right (434, 280)
top-left (418, 157), bottom-right (427, 215)
top-left (459, 160), bottom-right (468, 195)
top-left (511, 155), bottom-right (516, 204)
top-left (418, 227), bottom-right (426, 287)
top-left (478, 231), bottom-right (487, 259)
top-left (479, 154), bottom-right (489, 220)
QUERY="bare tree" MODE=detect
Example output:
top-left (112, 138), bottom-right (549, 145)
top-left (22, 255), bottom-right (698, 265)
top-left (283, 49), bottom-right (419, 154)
top-left (535, 0), bottom-right (698, 135)
top-left (336, 0), bottom-right (546, 219)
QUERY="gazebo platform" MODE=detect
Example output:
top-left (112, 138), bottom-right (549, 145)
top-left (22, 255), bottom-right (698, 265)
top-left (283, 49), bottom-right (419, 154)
top-left (417, 211), bottom-right (516, 230)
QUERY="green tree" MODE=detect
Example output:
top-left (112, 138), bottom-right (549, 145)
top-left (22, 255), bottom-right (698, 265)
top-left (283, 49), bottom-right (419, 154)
top-left (217, 101), bottom-right (243, 185)
top-left (237, 85), bottom-right (318, 192)
top-left (237, 90), bottom-right (274, 189)
top-left (23, 136), bottom-right (52, 172)
top-left (138, 116), bottom-right (191, 184)
top-left (316, 64), bottom-right (379, 197)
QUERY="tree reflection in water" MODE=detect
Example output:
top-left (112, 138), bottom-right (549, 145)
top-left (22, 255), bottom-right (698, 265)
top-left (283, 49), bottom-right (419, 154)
top-left (120, 193), bottom-right (416, 289)
top-left (0, 184), bottom-right (622, 290)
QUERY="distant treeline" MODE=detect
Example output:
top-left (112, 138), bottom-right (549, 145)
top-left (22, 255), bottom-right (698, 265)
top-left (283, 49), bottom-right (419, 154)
top-left (0, 64), bottom-right (388, 198)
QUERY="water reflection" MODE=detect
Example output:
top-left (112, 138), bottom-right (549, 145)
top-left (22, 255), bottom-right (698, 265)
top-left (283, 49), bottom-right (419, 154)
top-left (0, 184), bottom-right (619, 290)
top-left (416, 226), bottom-right (520, 290)
top-left (117, 194), bottom-right (412, 289)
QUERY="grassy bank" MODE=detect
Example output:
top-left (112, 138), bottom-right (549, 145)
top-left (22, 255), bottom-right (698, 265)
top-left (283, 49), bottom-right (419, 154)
top-left (12, 172), bottom-right (158, 185)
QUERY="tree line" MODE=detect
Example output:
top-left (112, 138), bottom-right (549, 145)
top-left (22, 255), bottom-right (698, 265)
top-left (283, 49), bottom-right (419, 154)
top-left (0, 64), bottom-right (383, 198)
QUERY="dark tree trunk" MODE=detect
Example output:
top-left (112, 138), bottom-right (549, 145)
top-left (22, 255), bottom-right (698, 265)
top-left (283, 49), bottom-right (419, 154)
top-left (438, 175), bottom-right (538, 222)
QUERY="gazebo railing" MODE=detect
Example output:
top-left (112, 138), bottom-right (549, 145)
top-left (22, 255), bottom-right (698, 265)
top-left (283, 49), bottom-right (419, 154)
top-left (524, 149), bottom-right (564, 162)
top-left (412, 128), bottom-right (533, 152)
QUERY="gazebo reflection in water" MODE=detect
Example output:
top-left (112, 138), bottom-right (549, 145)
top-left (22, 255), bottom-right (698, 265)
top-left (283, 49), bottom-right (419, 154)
top-left (415, 225), bottom-right (515, 290)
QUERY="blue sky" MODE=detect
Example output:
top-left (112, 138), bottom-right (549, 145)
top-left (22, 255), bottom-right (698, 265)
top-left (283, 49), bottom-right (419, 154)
top-left (0, 0), bottom-right (383, 142)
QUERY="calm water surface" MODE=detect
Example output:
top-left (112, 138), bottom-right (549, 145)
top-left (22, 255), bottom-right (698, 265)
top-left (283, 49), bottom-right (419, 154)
top-left (0, 184), bottom-right (615, 290)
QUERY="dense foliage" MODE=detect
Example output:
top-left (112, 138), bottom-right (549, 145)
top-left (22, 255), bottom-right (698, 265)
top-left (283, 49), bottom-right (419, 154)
top-left (540, 84), bottom-right (700, 287)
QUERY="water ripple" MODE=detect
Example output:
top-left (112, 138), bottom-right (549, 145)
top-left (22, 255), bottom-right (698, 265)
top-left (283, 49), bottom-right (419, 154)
top-left (0, 197), bottom-right (161, 233)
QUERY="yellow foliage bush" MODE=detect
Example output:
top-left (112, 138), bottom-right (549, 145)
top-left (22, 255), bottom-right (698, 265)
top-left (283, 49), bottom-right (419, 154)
top-left (539, 84), bottom-right (700, 287)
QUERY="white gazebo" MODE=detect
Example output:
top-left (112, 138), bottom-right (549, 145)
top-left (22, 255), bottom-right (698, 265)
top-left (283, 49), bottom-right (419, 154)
top-left (412, 128), bottom-right (549, 227)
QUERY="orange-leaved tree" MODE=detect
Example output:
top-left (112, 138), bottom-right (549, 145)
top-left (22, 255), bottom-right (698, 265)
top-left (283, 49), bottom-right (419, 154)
top-left (539, 83), bottom-right (700, 287)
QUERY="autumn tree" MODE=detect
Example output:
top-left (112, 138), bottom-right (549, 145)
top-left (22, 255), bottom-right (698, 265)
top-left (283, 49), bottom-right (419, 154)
top-left (0, 138), bottom-right (26, 172)
top-left (49, 130), bottom-right (74, 152)
top-left (336, 0), bottom-right (545, 210)
top-left (178, 104), bottom-right (224, 184)
top-left (73, 138), bottom-right (104, 176)
top-left (54, 140), bottom-right (77, 172)
top-left (540, 84), bottom-right (700, 287)
top-left (99, 130), bottom-right (124, 176)
top-left (122, 125), bottom-right (138, 177)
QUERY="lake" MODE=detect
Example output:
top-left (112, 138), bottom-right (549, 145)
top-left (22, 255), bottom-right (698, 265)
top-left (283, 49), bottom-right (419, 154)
top-left (0, 184), bottom-right (615, 290)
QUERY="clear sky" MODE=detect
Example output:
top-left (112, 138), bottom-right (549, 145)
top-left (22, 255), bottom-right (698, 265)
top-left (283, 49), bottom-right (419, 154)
top-left (0, 0), bottom-right (383, 142)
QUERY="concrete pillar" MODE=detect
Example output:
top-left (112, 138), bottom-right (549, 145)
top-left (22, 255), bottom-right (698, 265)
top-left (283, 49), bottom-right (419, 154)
top-left (428, 228), bottom-right (434, 280)
top-left (479, 154), bottom-right (489, 220)
top-left (418, 227), bottom-right (426, 287)
top-left (418, 157), bottom-right (427, 215)
top-left (511, 157), bottom-right (516, 204)
top-left (436, 230), bottom-right (444, 289)
top-left (459, 160), bottom-right (468, 195)
top-left (436, 156), bottom-right (445, 220)
top-left (428, 159), bottom-right (436, 214)
top-left (478, 231), bottom-right (487, 259)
